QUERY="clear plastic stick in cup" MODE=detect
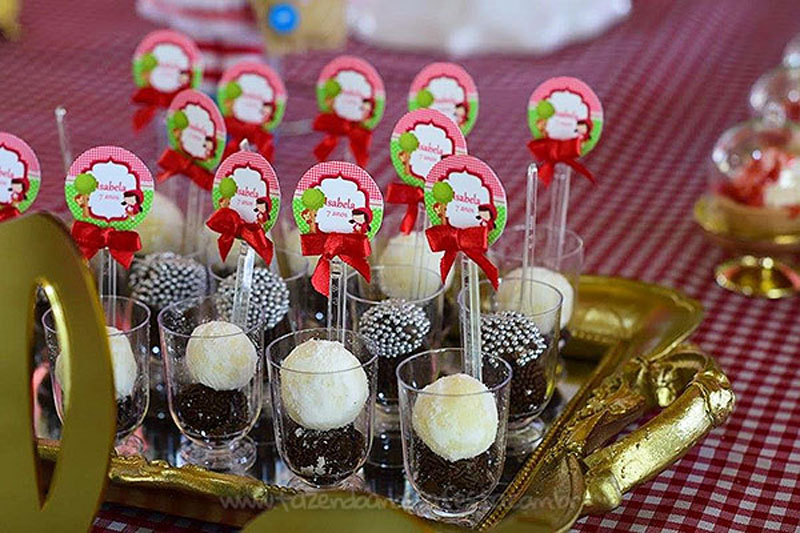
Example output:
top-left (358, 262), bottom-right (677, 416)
top-left (545, 163), bottom-right (571, 270)
top-left (461, 255), bottom-right (483, 381)
top-left (521, 163), bottom-right (539, 309)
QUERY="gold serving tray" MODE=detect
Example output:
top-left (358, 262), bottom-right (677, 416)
top-left (34, 275), bottom-right (732, 531)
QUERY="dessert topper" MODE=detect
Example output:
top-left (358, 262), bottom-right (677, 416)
top-left (312, 55), bottom-right (385, 168)
top-left (424, 154), bottom-right (506, 288)
top-left (386, 109), bottom-right (468, 234)
top-left (65, 146), bottom-right (153, 268)
top-left (409, 62), bottom-right (479, 136)
top-left (206, 150), bottom-right (281, 265)
top-left (157, 89), bottom-right (227, 191)
top-left (527, 76), bottom-right (603, 185)
top-left (0, 133), bottom-right (41, 221)
top-left (217, 61), bottom-right (287, 162)
top-left (131, 30), bottom-right (201, 131)
top-left (293, 161), bottom-right (384, 295)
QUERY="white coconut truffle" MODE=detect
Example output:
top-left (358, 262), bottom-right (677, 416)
top-left (412, 373), bottom-right (498, 462)
top-left (279, 225), bottom-right (317, 275)
top-left (377, 231), bottom-right (451, 298)
top-left (497, 266), bottom-right (574, 331)
top-left (280, 339), bottom-right (368, 431)
top-left (55, 326), bottom-right (138, 401)
top-left (137, 191), bottom-right (184, 255)
top-left (186, 321), bottom-right (258, 391)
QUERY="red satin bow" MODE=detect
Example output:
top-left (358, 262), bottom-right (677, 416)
top-left (312, 113), bottom-right (371, 168)
top-left (527, 138), bottom-right (595, 186)
top-left (70, 221), bottom-right (141, 269)
top-left (425, 224), bottom-right (499, 290)
top-left (301, 232), bottom-right (372, 296)
top-left (131, 87), bottom-right (180, 132)
top-left (386, 182), bottom-right (424, 234)
top-left (206, 207), bottom-right (274, 265)
top-left (157, 148), bottom-right (215, 191)
top-left (0, 205), bottom-right (21, 222)
top-left (224, 117), bottom-right (274, 161)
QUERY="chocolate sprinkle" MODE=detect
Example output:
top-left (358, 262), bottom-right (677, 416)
top-left (116, 394), bottom-right (145, 433)
top-left (410, 434), bottom-right (499, 512)
top-left (282, 418), bottom-right (366, 486)
top-left (481, 311), bottom-right (550, 419)
top-left (175, 383), bottom-right (250, 440)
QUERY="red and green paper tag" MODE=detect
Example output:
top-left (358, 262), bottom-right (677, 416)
top-left (385, 109), bottom-right (467, 234)
top-left (409, 62), bottom-right (479, 136)
top-left (207, 150), bottom-right (281, 264)
top-left (527, 76), bottom-right (603, 185)
top-left (218, 61), bottom-right (287, 161)
top-left (0, 132), bottom-right (41, 221)
top-left (65, 146), bottom-right (153, 267)
top-left (157, 89), bottom-right (227, 190)
top-left (312, 56), bottom-right (385, 167)
top-left (424, 154), bottom-right (506, 288)
top-left (131, 30), bottom-right (202, 131)
top-left (293, 161), bottom-right (384, 295)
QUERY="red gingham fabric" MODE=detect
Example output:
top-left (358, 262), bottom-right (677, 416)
top-left (2, 0), bottom-right (800, 531)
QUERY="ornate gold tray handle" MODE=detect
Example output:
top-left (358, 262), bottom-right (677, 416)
top-left (580, 347), bottom-right (735, 514)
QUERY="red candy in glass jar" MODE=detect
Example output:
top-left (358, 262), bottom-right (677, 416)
top-left (710, 121), bottom-right (800, 237)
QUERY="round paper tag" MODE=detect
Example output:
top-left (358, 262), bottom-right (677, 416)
top-left (316, 56), bottom-right (385, 130)
top-left (424, 155), bottom-right (506, 245)
top-left (65, 146), bottom-right (154, 230)
top-left (166, 89), bottom-right (227, 171)
top-left (390, 109), bottom-right (467, 189)
top-left (409, 63), bottom-right (479, 136)
top-left (293, 162), bottom-right (384, 240)
top-left (212, 151), bottom-right (281, 232)
top-left (527, 77), bottom-right (603, 156)
top-left (218, 61), bottom-right (287, 132)
top-left (0, 133), bottom-right (41, 214)
top-left (132, 30), bottom-right (202, 93)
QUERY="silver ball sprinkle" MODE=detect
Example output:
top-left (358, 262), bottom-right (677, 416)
top-left (129, 252), bottom-right (207, 310)
top-left (215, 267), bottom-right (289, 330)
top-left (359, 299), bottom-right (431, 358)
top-left (480, 310), bottom-right (547, 367)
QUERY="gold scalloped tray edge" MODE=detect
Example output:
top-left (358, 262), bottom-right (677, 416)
top-left (36, 275), bottom-right (705, 530)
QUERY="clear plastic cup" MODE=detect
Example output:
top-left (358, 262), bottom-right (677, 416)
top-left (43, 295), bottom-right (151, 454)
top-left (158, 295), bottom-right (264, 472)
top-left (457, 278), bottom-right (562, 455)
top-left (267, 328), bottom-right (377, 488)
top-left (397, 348), bottom-right (512, 522)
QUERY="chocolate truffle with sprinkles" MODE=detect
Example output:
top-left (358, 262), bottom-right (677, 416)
top-left (358, 300), bottom-right (431, 403)
top-left (129, 252), bottom-right (207, 310)
top-left (359, 300), bottom-right (431, 357)
top-left (215, 267), bottom-right (289, 329)
top-left (480, 310), bottom-right (549, 418)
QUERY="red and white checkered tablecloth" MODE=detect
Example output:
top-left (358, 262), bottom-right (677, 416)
top-left (2, 0), bottom-right (799, 531)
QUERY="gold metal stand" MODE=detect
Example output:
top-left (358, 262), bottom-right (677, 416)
top-left (695, 195), bottom-right (800, 299)
top-left (715, 255), bottom-right (800, 299)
